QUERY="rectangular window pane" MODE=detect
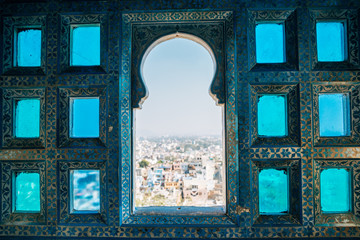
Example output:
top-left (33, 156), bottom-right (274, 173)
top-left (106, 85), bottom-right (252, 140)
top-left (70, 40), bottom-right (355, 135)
top-left (71, 170), bottom-right (100, 211)
top-left (14, 98), bottom-right (40, 138)
top-left (259, 169), bottom-right (288, 214)
top-left (316, 22), bottom-right (346, 62)
top-left (16, 28), bottom-right (41, 67)
top-left (257, 94), bottom-right (287, 137)
top-left (70, 24), bottom-right (100, 66)
top-left (255, 23), bottom-right (286, 63)
top-left (14, 172), bottom-right (40, 212)
top-left (321, 168), bottom-right (350, 213)
top-left (319, 93), bottom-right (350, 137)
top-left (70, 97), bottom-right (99, 138)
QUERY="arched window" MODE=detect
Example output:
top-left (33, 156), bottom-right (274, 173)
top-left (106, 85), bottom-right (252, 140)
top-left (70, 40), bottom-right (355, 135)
top-left (134, 35), bottom-right (225, 212)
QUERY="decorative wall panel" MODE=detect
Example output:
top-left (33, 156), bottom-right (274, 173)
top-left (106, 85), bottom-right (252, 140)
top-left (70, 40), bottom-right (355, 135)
top-left (0, 0), bottom-right (359, 239)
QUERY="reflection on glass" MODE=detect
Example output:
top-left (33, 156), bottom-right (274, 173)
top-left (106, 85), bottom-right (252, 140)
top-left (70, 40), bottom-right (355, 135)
top-left (316, 22), bottom-right (345, 62)
top-left (71, 25), bottom-right (100, 66)
top-left (71, 170), bottom-right (100, 211)
top-left (259, 169), bottom-right (288, 214)
top-left (70, 98), bottom-right (99, 138)
top-left (255, 23), bottom-right (285, 63)
top-left (15, 172), bottom-right (40, 212)
top-left (321, 168), bottom-right (350, 212)
top-left (319, 93), bottom-right (349, 137)
top-left (135, 38), bottom-right (224, 208)
top-left (257, 95), bottom-right (287, 137)
top-left (15, 99), bottom-right (40, 138)
top-left (16, 28), bottom-right (41, 67)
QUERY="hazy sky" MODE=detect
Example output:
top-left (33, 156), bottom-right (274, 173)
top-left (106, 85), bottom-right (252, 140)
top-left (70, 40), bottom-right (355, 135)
top-left (135, 38), bottom-right (223, 137)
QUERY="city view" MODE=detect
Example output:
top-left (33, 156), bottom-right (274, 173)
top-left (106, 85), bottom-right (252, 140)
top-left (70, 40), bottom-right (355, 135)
top-left (135, 135), bottom-right (224, 207)
top-left (135, 38), bottom-right (224, 208)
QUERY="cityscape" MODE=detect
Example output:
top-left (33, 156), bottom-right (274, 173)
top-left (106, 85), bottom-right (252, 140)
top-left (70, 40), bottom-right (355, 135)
top-left (135, 135), bottom-right (224, 207)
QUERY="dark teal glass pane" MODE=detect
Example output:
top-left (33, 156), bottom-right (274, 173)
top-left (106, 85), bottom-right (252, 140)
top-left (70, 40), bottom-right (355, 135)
top-left (71, 25), bottom-right (100, 66)
top-left (15, 172), bottom-right (40, 212)
top-left (15, 99), bottom-right (40, 138)
top-left (71, 170), bottom-right (100, 211)
top-left (16, 29), bottom-right (41, 67)
top-left (257, 95), bottom-right (287, 137)
top-left (259, 169), bottom-right (288, 213)
top-left (316, 22), bottom-right (345, 62)
top-left (319, 93), bottom-right (349, 137)
top-left (255, 23), bottom-right (285, 63)
top-left (321, 168), bottom-right (350, 213)
top-left (70, 98), bottom-right (99, 138)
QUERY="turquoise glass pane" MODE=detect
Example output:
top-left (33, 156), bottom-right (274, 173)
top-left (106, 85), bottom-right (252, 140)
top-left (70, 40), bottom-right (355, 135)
top-left (316, 22), bottom-right (345, 62)
top-left (321, 168), bottom-right (350, 212)
top-left (71, 170), bottom-right (100, 211)
top-left (70, 98), bottom-right (99, 138)
top-left (15, 99), bottom-right (40, 138)
top-left (17, 29), bottom-right (41, 67)
top-left (255, 23), bottom-right (285, 63)
top-left (15, 172), bottom-right (40, 212)
top-left (319, 94), bottom-right (349, 137)
top-left (259, 169), bottom-right (288, 213)
top-left (258, 95), bottom-right (287, 137)
top-left (71, 25), bottom-right (100, 66)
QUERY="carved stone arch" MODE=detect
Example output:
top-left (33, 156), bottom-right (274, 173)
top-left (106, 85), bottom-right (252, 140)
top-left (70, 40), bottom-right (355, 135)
top-left (131, 23), bottom-right (226, 108)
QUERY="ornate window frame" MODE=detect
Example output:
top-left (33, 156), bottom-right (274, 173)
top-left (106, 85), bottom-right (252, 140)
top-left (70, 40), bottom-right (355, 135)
top-left (57, 86), bottom-right (107, 148)
top-left (250, 84), bottom-right (300, 147)
top-left (314, 159), bottom-right (360, 226)
top-left (2, 15), bottom-right (47, 75)
top-left (57, 160), bottom-right (107, 225)
top-left (251, 159), bottom-right (302, 226)
top-left (0, 161), bottom-right (46, 225)
top-left (58, 13), bottom-right (109, 74)
top-left (2, 88), bottom-right (46, 149)
top-left (309, 9), bottom-right (360, 70)
top-left (247, 9), bottom-right (298, 71)
top-left (312, 83), bottom-right (360, 146)
top-left (120, 10), bottom-right (238, 226)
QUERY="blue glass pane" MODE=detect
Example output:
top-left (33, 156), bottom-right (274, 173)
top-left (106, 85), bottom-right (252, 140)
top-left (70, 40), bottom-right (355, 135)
top-left (71, 170), bottom-right (100, 211)
top-left (71, 25), bottom-right (100, 66)
top-left (255, 23), bottom-right (285, 63)
top-left (17, 29), bottom-right (41, 67)
top-left (70, 98), bottom-right (99, 138)
top-left (258, 95), bottom-right (287, 137)
top-left (259, 169), bottom-right (288, 213)
top-left (321, 168), bottom-right (350, 213)
top-left (15, 99), bottom-right (40, 138)
top-left (316, 22), bottom-right (345, 62)
top-left (15, 172), bottom-right (40, 212)
top-left (319, 94), bottom-right (349, 137)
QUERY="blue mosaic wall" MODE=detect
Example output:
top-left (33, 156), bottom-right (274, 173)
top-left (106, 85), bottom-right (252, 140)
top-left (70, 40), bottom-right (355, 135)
top-left (1, 0), bottom-right (360, 239)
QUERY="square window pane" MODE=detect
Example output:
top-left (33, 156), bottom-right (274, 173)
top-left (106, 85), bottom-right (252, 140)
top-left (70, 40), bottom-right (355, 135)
top-left (316, 22), bottom-right (346, 62)
top-left (14, 172), bottom-right (40, 212)
top-left (70, 98), bottom-right (100, 138)
top-left (258, 94), bottom-right (287, 137)
top-left (16, 28), bottom-right (42, 67)
top-left (71, 170), bottom-right (100, 211)
top-left (255, 23), bottom-right (286, 63)
top-left (70, 25), bottom-right (100, 66)
top-left (14, 99), bottom-right (40, 138)
top-left (259, 169), bottom-right (288, 214)
top-left (321, 168), bottom-right (350, 213)
top-left (319, 93), bottom-right (350, 137)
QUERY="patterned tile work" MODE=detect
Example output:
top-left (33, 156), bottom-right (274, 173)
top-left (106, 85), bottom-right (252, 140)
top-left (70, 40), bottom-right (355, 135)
top-left (0, 0), bottom-right (359, 239)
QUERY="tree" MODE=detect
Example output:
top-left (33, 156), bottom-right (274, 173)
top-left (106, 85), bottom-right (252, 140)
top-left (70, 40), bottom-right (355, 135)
top-left (139, 159), bottom-right (149, 168)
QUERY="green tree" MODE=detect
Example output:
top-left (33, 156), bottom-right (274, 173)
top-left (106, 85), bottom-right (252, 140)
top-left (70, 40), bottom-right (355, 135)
top-left (139, 159), bottom-right (149, 168)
